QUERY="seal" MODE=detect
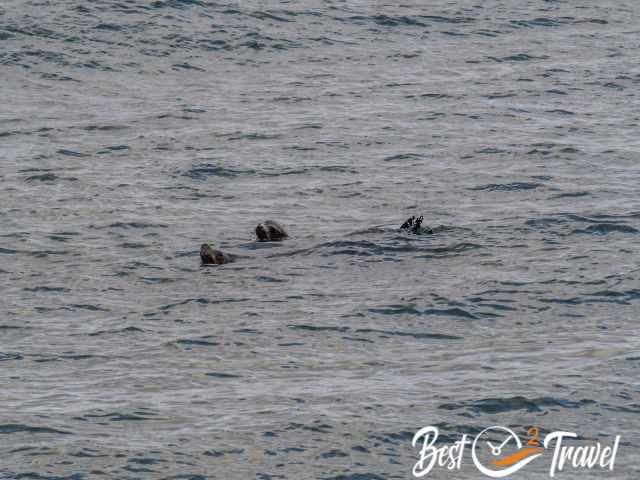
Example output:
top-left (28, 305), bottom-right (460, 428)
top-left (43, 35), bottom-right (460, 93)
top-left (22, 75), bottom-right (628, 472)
top-left (200, 243), bottom-right (234, 265)
top-left (400, 215), bottom-right (434, 235)
top-left (255, 220), bottom-right (288, 241)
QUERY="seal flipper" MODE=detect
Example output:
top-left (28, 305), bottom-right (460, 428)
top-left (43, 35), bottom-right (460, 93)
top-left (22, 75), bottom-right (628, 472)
top-left (400, 215), bottom-right (415, 230)
top-left (411, 215), bottom-right (424, 234)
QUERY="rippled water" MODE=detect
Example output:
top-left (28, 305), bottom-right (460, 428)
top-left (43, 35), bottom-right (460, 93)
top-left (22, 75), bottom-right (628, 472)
top-left (2, 0), bottom-right (640, 478)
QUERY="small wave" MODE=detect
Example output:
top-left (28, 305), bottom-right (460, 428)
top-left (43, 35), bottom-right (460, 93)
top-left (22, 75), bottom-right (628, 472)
top-left (489, 53), bottom-right (547, 62)
top-left (83, 411), bottom-right (158, 422)
top-left (323, 473), bottom-right (385, 480)
top-left (263, 165), bottom-right (357, 176)
top-left (339, 12), bottom-right (472, 27)
top-left (57, 149), bottom-right (87, 157)
top-left (183, 107), bottom-right (206, 114)
top-left (0, 352), bottom-right (23, 361)
top-left (603, 82), bottom-right (624, 90)
top-left (417, 242), bottom-right (483, 256)
top-left (344, 226), bottom-right (387, 236)
top-left (82, 124), bottom-right (128, 132)
top-left (354, 328), bottom-right (463, 340)
top-left (405, 93), bottom-right (453, 100)
top-left (0, 423), bottom-right (73, 435)
top-left (475, 147), bottom-right (510, 154)
top-left (41, 72), bottom-right (79, 82)
top-left (0, 424), bottom-right (72, 435)
top-left (31, 352), bottom-right (96, 363)
top-left (92, 221), bottom-right (168, 229)
top-left (95, 23), bottom-right (123, 31)
top-left (205, 372), bottom-right (242, 379)
top-left (88, 326), bottom-right (144, 337)
top-left (469, 182), bottom-right (542, 192)
top-left (173, 62), bottom-right (205, 71)
top-left (183, 163), bottom-right (357, 180)
top-left (150, 0), bottom-right (205, 9)
top-left (250, 11), bottom-right (292, 23)
top-left (422, 15), bottom-right (475, 24)
top-left (567, 212), bottom-right (640, 222)
top-left (346, 14), bottom-right (427, 27)
top-left (318, 449), bottom-right (348, 458)
top-left (20, 166), bottom-right (58, 174)
top-left (422, 308), bottom-right (477, 319)
top-left (27, 249), bottom-right (69, 257)
top-left (287, 325), bottom-right (463, 341)
top-left (25, 173), bottom-right (59, 182)
top-left (546, 109), bottom-right (575, 115)
top-left (256, 276), bottom-right (287, 283)
top-left (141, 277), bottom-right (176, 284)
top-left (525, 217), bottom-right (567, 229)
top-left (204, 448), bottom-right (245, 457)
top-left (510, 17), bottom-right (565, 28)
top-left (314, 240), bottom-right (394, 257)
top-left (68, 304), bottom-right (110, 312)
top-left (286, 421), bottom-right (332, 433)
top-left (128, 457), bottom-right (165, 466)
top-left (549, 191), bottom-right (591, 199)
top-left (182, 164), bottom-right (256, 180)
top-left (2, 25), bottom-right (63, 40)
top-left (342, 336), bottom-right (374, 343)
top-left (575, 289), bottom-right (640, 306)
top-left (572, 224), bottom-right (638, 235)
top-left (273, 95), bottom-right (312, 103)
top-left (383, 153), bottom-right (425, 162)
top-left (439, 396), bottom-right (595, 415)
top-left (159, 297), bottom-right (247, 311)
top-left (368, 305), bottom-right (477, 319)
top-left (170, 337), bottom-right (219, 347)
top-left (294, 123), bottom-right (323, 130)
top-left (23, 286), bottom-right (69, 293)
top-left (237, 32), bottom-right (301, 51)
top-left (288, 324), bottom-right (350, 333)
top-left (473, 28), bottom-right (504, 37)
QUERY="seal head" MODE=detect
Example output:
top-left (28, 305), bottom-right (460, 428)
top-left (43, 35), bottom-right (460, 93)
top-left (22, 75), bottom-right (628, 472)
top-left (200, 243), bottom-right (233, 265)
top-left (255, 220), bottom-right (288, 241)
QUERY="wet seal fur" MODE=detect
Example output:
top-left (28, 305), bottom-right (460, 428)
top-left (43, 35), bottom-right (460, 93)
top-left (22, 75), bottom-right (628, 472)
top-left (400, 215), bottom-right (434, 235)
top-left (255, 220), bottom-right (288, 241)
top-left (200, 243), bottom-right (234, 265)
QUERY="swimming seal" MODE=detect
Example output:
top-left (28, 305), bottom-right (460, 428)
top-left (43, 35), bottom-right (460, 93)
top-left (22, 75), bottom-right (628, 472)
top-left (255, 220), bottom-right (288, 241)
top-left (200, 243), bottom-right (234, 265)
top-left (400, 215), bottom-right (434, 235)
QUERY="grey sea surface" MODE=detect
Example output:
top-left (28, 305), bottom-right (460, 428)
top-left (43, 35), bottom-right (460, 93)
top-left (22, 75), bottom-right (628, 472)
top-left (1, 0), bottom-right (640, 478)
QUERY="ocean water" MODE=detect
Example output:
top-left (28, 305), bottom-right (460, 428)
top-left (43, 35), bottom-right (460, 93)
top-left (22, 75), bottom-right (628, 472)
top-left (2, 0), bottom-right (640, 478)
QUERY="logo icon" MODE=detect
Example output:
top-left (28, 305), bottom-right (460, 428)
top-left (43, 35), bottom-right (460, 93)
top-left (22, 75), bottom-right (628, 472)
top-left (471, 426), bottom-right (543, 478)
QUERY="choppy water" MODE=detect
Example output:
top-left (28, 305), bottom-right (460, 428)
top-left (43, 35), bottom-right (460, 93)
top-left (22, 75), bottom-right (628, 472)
top-left (2, 0), bottom-right (640, 478)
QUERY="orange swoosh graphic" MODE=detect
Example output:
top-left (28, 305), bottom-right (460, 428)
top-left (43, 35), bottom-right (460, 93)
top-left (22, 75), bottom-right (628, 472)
top-left (492, 446), bottom-right (543, 467)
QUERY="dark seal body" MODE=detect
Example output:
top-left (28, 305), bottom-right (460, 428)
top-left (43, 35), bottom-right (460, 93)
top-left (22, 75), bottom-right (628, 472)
top-left (200, 243), bottom-right (234, 265)
top-left (400, 215), bottom-right (434, 235)
top-left (255, 220), bottom-right (288, 241)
